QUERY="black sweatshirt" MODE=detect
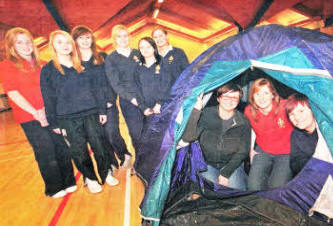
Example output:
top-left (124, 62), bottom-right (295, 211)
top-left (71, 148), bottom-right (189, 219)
top-left (104, 49), bottom-right (141, 103)
top-left (40, 61), bottom-right (106, 129)
top-left (135, 62), bottom-right (173, 111)
top-left (161, 47), bottom-right (189, 84)
top-left (82, 53), bottom-right (116, 105)
top-left (290, 128), bottom-right (318, 176)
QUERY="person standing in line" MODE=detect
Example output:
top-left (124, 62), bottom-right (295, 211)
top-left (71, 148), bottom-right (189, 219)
top-left (135, 37), bottom-right (173, 131)
top-left (0, 27), bottom-right (76, 198)
top-left (40, 30), bottom-right (117, 194)
top-left (152, 27), bottom-right (189, 85)
top-left (71, 26), bottom-right (131, 173)
top-left (104, 25), bottom-right (143, 156)
top-left (182, 83), bottom-right (251, 190)
top-left (244, 78), bottom-right (293, 191)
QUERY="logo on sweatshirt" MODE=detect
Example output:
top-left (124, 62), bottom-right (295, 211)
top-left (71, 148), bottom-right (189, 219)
top-left (277, 117), bottom-right (286, 128)
top-left (133, 55), bottom-right (139, 63)
top-left (168, 55), bottom-right (174, 64)
top-left (155, 64), bottom-right (160, 74)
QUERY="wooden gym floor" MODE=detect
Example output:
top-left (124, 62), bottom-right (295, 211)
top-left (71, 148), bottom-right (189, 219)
top-left (0, 110), bottom-right (145, 226)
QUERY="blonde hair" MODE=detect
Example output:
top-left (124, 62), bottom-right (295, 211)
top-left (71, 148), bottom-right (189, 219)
top-left (248, 78), bottom-right (280, 120)
top-left (111, 24), bottom-right (129, 46)
top-left (71, 25), bottom-right (104, 65)
top-left (48, 30), bottom-right (83, 75)
top-left (4, 27), bottom-right (41, 71)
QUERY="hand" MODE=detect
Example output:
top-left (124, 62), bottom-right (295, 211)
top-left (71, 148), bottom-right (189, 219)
top-left (250, 149), bottom-right (258, 164)
top-left (53, 128), bottom-right (61, 134)
top-left (131, 98), bottom-right (138, 106)
top-left (218, 175), bottom-right (229, 187)
top-left (106, 102), bottom-right (113, 108)
top-left (144, 108), bottom-right (154, 116)
top-left (194, 92), bottom-right (204, 110)
top-left (99, 115), bottom-right (107, 125)
top-left (152, 103), bottom-right (161, 114)
top-left (33, 108), bottom-right (49, 127)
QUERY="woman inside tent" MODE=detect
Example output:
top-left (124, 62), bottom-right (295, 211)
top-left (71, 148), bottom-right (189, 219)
top-left (152, 27), bottom-right (189, 85)
top-left (182, 82), bottom-right (251, 190)
top-left (0, 27), bottom-right (76, 198)
top-left (71, 25), bottom-right (131, 172)
top-left (244, 78), bottom-right (293, 191)
top-left (104, 24), bottom-right (143, 156)
top-left (286, 93), bottom-right (318, 177)
top-left (40, 30), bottom-right (116, 194)
top-left (136, 37), bottom-right (173, 131)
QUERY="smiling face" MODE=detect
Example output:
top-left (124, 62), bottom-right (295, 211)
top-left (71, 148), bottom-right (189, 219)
top-left (115, 29), bottom-right (129, 48)
top-left (53, 34), bottom-right (73, 56)
top-left (76, 33), bottom-right (92, 50)
top-left (253, 85), bottom-right (274, 112)
top-left (218, 90), bottom-right (240, 113)
top-left (14, 33), bottom-right (33, 60)
top-left (139, 39), bottom-right (155, 59)
top-left (288, 103), bottom-right (315, 132)
top-left (152, 29), bottom-right (168, 48)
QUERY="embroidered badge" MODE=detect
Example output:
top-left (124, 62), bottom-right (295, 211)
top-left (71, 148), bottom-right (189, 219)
top-left (168, 55), bottom-right (174, 64)
top-left (155, 64), bottom-right (160, 74)
top-left (277, 117), bottom-right (285, 128)
top-left (133, 55), bottom-right (139, 62)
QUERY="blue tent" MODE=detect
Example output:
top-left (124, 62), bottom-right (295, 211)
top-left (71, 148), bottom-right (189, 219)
top-left (134, 24), bottom-right (333, 225)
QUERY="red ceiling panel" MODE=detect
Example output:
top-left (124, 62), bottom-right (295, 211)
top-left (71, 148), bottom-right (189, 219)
top-left (50, 0), bottom-right (131, 31)
top-left (0, 0), bottom-right (58, 37)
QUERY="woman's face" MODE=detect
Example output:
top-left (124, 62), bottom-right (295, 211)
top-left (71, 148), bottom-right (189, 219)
top-left (76, 33), bottom-right (92, 50)
top-left (218, 90), bottom-right (240, 113)
top-left (152, 29), bottom-right (168, 48)
top-left (288, 103), bottom-right (315, 132)
top-left (14, 33), bottom-right (33, 59)
top-left (115, 30), bottom-right (129, 48)
top-left (53, 34), bottom-right (73, 56)
top-left (139, 40), bottom-right (154, 59)
top-left (253, 85), bottom-right (274, 111)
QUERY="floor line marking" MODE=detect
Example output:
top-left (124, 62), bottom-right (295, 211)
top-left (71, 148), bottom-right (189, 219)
top-left (49, 172), bottom-right (82, 226)
top-left (123, 168), bottom-right (131, 226)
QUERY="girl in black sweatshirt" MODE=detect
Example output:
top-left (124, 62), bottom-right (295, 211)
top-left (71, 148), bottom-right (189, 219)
top-left (41, 30), bottom-right (114, 194)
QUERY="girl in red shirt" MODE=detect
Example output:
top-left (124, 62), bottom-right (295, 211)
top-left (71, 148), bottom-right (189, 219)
top-left (0, 27), bottom-right (76, 198)
top-left (244, 78), bottom-right (293, 190)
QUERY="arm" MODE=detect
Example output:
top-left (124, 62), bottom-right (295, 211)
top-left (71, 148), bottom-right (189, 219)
top-left (182, 93), bottom-right (204, 142)
top-left (40, 65), bottom-right (58, 129)
top-left (7, 91), bottom-right (48, 127)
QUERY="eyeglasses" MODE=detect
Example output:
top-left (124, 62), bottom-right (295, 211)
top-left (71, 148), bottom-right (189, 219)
top-left (220, 95), bottom-right (240, 102)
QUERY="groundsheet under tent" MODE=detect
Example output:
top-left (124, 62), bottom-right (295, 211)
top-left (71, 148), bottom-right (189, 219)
top-left (134, 24), bottom-right (333, 225)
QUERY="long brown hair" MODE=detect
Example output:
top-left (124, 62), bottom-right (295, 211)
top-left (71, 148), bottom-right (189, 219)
top-left (71, 25), bottom-right (104, 65)
top-left (248, 78), bottom-right (280, 120)
top-left (4, 27), bottom-right (41, 71)
top-left (48, 30), bottom-right (83, 75)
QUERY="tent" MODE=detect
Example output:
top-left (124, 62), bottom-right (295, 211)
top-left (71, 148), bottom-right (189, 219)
top-left (134, 24), bottom-right (333, 225)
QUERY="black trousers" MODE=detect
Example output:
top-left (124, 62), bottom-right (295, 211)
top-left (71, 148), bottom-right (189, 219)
top-left (21, 121), bottom-right (75, 196)
top-left (104, 106), bottom-right (131, 165)
top-left (119, 98), bottom-right (144, 156)
top-left (58, 113), bottom-right (110, 184)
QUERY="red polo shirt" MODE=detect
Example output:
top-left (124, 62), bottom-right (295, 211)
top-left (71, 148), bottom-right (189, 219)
top-left (0, 59), bottom-right (44, 123)
top-left (244, 99), bottom-right (293, 155)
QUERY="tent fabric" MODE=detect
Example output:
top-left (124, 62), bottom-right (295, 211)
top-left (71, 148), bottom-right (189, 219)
top-left (134, 24), bottom-right (333, 224)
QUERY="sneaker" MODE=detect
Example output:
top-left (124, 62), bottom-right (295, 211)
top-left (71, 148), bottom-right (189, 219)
top-left (65, 185), bottom-right (77, 193)
top-left (121, 154), bottom-right (132, 170)
top-left (106, 169), bottom-right (119, 186)
top-left (51, 190), bottom-right (67, 198)
top-left (85, 178), bottom-right (102, 194)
